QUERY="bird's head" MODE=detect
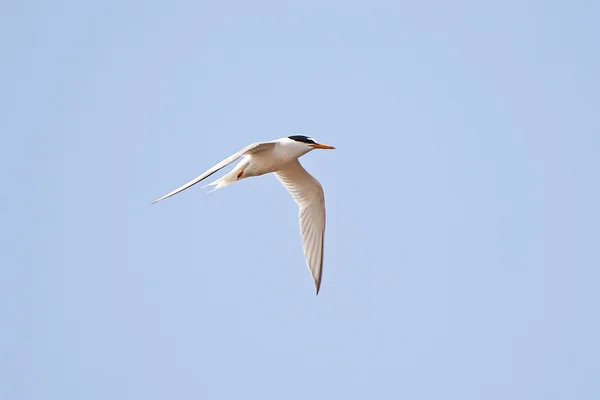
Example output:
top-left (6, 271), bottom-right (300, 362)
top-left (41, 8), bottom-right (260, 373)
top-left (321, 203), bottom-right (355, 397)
top-left (287, 135), bottom-right (336, 151)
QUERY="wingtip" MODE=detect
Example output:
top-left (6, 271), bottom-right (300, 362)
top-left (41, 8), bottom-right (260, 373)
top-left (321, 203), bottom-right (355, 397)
top-left (151, 196), bottom-right (167, 205)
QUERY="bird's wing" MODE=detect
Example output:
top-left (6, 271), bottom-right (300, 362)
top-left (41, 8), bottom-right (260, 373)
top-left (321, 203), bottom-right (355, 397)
top-left (274, 160), bottom-right (326, 295)
top-left (152, 142), bottom-right (275, 204)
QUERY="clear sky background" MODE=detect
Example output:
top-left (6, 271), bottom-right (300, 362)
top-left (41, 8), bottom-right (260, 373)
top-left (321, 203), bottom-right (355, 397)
top-left (2, 0), bottom-right (599, 399)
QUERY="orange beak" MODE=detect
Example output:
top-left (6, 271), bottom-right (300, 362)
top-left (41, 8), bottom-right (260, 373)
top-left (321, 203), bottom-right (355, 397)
top-left (311, 143), bottom-right (336, 150)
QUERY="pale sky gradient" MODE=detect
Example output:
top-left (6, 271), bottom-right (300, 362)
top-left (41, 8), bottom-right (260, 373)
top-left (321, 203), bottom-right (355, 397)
top-left (2, 1), bottom-right (599, 399)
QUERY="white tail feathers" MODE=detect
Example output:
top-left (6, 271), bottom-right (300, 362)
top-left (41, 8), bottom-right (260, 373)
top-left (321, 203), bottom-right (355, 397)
top-left (201, 158), bottom-right (248, 193)
top-left (202, 170), bottom-right (239, 193)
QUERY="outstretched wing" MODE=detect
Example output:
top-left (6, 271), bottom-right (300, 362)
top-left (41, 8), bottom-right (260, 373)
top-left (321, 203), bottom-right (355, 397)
top-left (274, 160), bottom-right (326, 295)
top-left (152, 141), bottom-right (275, 204)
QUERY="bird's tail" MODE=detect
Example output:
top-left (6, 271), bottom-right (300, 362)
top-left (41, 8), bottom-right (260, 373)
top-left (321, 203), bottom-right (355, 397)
top-left (202, 177), bottom-right (235, 193)
top-left (202, 163), bottom-right (245, 193)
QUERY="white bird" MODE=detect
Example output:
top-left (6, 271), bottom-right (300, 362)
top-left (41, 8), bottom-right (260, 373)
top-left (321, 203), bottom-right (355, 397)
top-left (152, 135), bottom-right (335, 294)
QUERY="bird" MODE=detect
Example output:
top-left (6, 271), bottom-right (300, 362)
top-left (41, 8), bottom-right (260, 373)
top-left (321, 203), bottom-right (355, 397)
top-left (152, 135), bottom-right (335, 294)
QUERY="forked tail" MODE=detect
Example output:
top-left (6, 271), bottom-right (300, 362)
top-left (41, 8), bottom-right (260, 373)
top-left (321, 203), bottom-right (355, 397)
top-left (202, 162), bottom-right (246, 193)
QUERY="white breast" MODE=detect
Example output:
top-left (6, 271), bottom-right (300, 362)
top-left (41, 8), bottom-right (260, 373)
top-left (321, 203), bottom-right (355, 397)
top-left (245, 139), bottom-right (311, 176)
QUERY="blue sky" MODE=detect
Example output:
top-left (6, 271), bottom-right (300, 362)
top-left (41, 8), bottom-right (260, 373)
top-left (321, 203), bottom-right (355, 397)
top-left (2, 0), bottom-right (599, 399)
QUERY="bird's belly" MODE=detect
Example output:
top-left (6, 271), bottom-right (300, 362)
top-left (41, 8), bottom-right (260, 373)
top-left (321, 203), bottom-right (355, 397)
top-left (244, 152), bottom-right (289, 177)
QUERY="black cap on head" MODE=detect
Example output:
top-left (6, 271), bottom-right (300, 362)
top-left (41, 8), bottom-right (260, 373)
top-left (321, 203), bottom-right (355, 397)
top-left (288, 135), bottom-right (316, 144)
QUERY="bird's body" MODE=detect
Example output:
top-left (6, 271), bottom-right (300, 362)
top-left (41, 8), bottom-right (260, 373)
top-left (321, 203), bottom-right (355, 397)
top-left (152, 136), bottom-right (335, 294)
top-left (208, 138), bottom-right (309, 190)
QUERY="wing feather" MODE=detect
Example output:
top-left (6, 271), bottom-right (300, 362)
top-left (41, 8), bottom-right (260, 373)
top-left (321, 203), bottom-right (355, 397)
top-left (152, 142), bottom-right (275, 204)
top-left (274, 160), bottom-right (326, 295)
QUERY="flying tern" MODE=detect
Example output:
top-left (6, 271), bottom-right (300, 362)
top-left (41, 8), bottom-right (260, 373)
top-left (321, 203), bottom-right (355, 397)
top-left (152, 135), bottom-right (335, 294)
